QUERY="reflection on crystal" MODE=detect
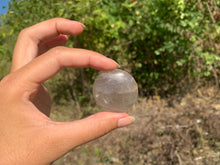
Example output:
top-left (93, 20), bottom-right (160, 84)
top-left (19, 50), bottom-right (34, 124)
top-left (93, 69), bottom-right (138, 112)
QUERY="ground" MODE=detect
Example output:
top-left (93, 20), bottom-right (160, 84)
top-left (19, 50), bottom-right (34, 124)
top-left (51, 87), bottom-right (220, 165)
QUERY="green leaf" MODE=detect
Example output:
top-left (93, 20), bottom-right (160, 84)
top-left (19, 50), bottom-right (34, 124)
top-left (204, 71), bottom-right (211, 77)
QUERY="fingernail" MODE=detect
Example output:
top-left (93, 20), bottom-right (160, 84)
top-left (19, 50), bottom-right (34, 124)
top-left (100, 57), bottom-right (118, 68)
top-left (117, 63), bottom-right (121, 68)
top-left (118, 116), bottom-right (135, 128)
top-left (79, 22), bottom-right (86, 29)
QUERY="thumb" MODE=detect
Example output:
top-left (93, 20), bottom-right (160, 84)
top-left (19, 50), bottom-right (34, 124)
top-left (46, 112), bottom-right (134, 161)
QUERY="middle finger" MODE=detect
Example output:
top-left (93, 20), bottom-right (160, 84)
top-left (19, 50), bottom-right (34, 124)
top-left (11, 18), bottom-right (85, 72)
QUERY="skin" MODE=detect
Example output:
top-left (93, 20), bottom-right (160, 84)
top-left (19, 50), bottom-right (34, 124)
top-left (0, 18), bottom-right (134, 165)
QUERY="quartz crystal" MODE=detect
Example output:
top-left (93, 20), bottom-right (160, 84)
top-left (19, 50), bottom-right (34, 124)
top-left (93, 69), bottom-right (138, 112)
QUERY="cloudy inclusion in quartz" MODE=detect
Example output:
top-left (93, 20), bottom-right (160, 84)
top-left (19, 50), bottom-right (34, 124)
top-left (93, 69), bottom-right (138, 112)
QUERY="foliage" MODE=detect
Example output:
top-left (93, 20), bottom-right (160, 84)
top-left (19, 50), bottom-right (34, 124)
top-left (0, 24), bottom-right (12, 78)
top-left (0, 0), bottom-right (220, 106)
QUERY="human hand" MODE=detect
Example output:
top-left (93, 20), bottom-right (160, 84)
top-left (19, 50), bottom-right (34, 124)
top-left (0, 18), bottom-right (134, 165)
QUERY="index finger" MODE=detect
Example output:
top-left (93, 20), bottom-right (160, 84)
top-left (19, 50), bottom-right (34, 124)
top-left (11, 47), bottom-right (118, 97)
top-left (11, 18), bottom-right (85, 71)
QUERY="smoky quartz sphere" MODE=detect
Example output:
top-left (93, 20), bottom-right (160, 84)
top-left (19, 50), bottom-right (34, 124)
top-left (93, 69), bottom-right (138, 112)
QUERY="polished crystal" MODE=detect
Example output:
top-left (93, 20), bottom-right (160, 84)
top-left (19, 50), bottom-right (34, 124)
top-left (93, 69), bottom-right (138, 112)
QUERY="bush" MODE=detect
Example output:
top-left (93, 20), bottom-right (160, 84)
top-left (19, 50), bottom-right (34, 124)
top-left (0, 0), bottom-right (220, 105)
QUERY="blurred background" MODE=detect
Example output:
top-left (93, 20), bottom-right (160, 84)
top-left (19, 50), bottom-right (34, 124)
top-left (0, 0), bottom-right (219, 164)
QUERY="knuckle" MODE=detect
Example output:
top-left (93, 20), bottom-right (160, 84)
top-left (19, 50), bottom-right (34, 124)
top-left (0, 74), bottom-right (14, 97)
top-left (18, 27), bottom-right (31, 38)
top-left (49, 46), bottom-right (65, 55)
top-left (0, 74), bottom-right (11, 85)
top-left (51, 17), bottom-right (65, 22)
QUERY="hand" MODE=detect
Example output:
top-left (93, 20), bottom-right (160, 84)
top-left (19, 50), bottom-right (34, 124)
top-left (0, 18), bottom-right (134, 165)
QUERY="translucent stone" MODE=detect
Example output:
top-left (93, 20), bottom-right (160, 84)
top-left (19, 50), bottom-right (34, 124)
top-left (93, 69), bottom-right (138, 112)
